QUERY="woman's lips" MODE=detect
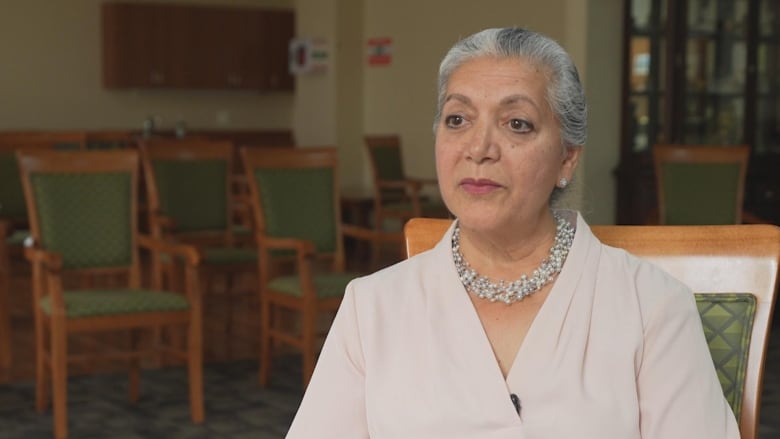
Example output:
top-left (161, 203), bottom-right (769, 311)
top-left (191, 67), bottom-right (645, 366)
top-left (460, 178), bottom-right (502, 195)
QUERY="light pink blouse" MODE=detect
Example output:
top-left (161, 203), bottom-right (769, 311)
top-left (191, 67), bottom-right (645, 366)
top-left (286, 212), bottom-right (739, 438)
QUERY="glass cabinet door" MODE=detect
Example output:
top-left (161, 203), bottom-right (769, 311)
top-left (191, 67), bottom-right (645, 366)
top-left (756, 0), bottom-right (780, 153)
top-left (682, 0), bottom-right (749, 144)
top-left (627, 0), bottom-right (668, 153)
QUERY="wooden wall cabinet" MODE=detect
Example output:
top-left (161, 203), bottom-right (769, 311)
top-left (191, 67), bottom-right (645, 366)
top-left (101, 2), bottom-right (294, 91)
top-left (617, 0), bottom-right (780, 225)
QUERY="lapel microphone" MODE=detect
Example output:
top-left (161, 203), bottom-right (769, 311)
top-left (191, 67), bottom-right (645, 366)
top-left (510, 393), bottom-right (521, 416)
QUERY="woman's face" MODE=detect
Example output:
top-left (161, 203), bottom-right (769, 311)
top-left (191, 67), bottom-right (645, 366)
top-left (435, 55), bottom-right (581, 233)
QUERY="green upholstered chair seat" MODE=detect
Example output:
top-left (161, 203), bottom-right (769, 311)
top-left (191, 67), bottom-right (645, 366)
top-left (40, 289), bottom-right (190, 318)
top-left (203, 247), bottom-right (257, 264)
top-left (268, 272), bottom-right (361, 298)
top-left (5, 229), bottom-right (30, 246)
top-left (695, 292), bottom-right (756, 421)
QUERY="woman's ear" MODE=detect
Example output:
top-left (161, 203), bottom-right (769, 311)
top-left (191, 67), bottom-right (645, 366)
top-left (561, 145), bottom-right (582, 180)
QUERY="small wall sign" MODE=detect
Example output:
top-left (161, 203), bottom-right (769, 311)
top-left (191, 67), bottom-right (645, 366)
top-left (367, 37), bottom-right (393, 66)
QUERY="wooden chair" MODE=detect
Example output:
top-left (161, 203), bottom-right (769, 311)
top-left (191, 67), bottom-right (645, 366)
top-left (85, 130), bottom-right (139, 150)
top-left (653, 144), bottom-right (749, 224)
top-left (0, 135), bottom-right (87, 373)
top-left (404, 217), bottom-right (780, 439)
top-left (17, 149), bottom-right (204, 439)
top-left (364, 135), bottom-right (449, 266)
top-left (140, 138), bottom-right (257, 359)
top-left (0, 131), bottom-right (87, 151)
top-left (241, 146), bottom-right (397, 388)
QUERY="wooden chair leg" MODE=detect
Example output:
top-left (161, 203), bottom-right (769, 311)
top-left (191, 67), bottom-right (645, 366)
top-left (301, 304), bottom-right (317, 389)
top-left (258, 297), bottom-right (272, 387)
top-left (188, 321), bottom-right (204, 423)
top-left (35, 317), bottom-right (49, 412)
top-left (0, 257), bottom-right (11, 371)
top-left (50, 316), bottom-right (68, 439)
top-left (128, 329), bottom-right (142, 402)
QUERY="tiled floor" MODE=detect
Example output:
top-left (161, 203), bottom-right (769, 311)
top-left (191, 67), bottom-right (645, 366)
top-left (1, 258), bottom-right (780, 438)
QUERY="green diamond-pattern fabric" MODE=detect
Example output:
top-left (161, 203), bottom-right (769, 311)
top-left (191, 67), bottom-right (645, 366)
top-left (0, 153), bottom-right (28, 221)
top-left (662, 163), bottom-right (741, 224)
top-left (40, 289), bottom-right (189, 317)
top-left (31, 173), bottom-right (133, 270)
top-left (152, 159), bottom-right (229, 232)
top-left (695, 292), bottom-right (756, 421)
top-left (268, 272), bottom-right (361, 298)
top-left (253, 167), bottom-right (337, 253)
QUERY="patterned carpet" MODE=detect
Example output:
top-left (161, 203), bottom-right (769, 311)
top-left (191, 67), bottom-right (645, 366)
top-left (1, 332), bottom-right (779, 438)
top-left (0, 357), bottom-right (303, 439)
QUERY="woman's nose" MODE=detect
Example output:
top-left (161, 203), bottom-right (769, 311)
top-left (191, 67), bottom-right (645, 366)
top-left (466, 123), bottom-right (500, 163)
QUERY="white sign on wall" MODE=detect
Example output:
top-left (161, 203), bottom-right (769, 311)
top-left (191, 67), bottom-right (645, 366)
top-left (289, 38), bottom-right (329, 75)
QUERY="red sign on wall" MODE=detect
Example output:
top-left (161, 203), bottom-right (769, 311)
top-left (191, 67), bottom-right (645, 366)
top-left (367, 37), bottom-right (393, 66)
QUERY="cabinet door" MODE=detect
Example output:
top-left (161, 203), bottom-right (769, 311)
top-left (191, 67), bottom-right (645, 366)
top-left (102, 3), bottom-right (172, 87)
top-left (755, 0), bottom-right (780, 153)
top-left (624, 0), bottom-right (669, 155)
top-left (261, 10), bottom-right (295, 91)
top-left (102, 3), bottom-right (294, 91)
top-left (678, 0), bottom-right (749, 144)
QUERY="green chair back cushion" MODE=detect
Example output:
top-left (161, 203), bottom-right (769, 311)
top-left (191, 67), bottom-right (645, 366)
top-left (253, 167), bottom-right (337, 253)
top-left (152, 159), bottom-right (229, 232)
top-left (370, 145), bottom-right (407, 202)
top-left (31, 172), bottom-right (133, 270)
top-left (695, 292), bottom-right (756, 421)
top-left (0, 153), bottom-right (28, 221)
top-left (40, 289), bottom-right (189, 317)
top-left (661, 163), bottom-right (741, 224)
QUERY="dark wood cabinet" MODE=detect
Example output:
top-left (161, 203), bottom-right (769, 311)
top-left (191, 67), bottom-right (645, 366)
top-left (617, 0), bottom-right (780, 225)
top-left (101, 2), bottom-right (294, 91)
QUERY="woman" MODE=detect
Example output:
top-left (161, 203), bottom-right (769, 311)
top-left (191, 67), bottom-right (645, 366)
top-left (286, 27), bottom-right (738, 438)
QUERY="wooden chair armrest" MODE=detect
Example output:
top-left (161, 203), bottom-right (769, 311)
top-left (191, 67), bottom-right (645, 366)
top-left (137, 234), bottom-right (200, 266)
top-left (257, 235), bottom-right (316, 256)
top-left (377, 179), bottom-right (422, 191)
top-left (341, 224), bottom-right (404, 243)
top-left (407, 176), bottom-right (438, 187)
top-left (149, 211), bottom-right (177, 231)
top-left (23, 246), bottom-right (63, 270)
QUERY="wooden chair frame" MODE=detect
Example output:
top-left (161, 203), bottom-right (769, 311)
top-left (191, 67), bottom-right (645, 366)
top-left (17, 149), bottom-right (204, 439)
top-left (141, 139), bottom-right (257, 359)
top-left (652, 144), bottom-right (750, 224)
top-left (0, 138), bottom-right (88, 374)
top-left (404, 218), bottom-right (780, 439)
top-left (241, 146), bottom-right (400, 387)
top-left (364, 135), bottom-right (439, 223)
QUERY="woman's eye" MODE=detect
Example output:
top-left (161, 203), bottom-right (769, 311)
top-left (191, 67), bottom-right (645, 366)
top-left (509, 119), bottom-right (533, 132)
top-left (444, 115), bottom-right (464, 128)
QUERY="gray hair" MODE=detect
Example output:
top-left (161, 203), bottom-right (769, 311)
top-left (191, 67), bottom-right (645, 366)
top-left (433, 27), bottom-right (587, 148)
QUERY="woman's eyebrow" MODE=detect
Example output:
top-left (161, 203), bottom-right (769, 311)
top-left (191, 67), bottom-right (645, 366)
top-left (500, 94), bottom-right (539, 111)
top-left (443, 93), bottom-right (472, 106)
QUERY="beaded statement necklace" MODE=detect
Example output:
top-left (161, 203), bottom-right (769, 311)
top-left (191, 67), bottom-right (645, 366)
top-left (451, 213), bottom-right (575, 304)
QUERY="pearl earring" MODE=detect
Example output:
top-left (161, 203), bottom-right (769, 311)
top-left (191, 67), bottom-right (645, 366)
top-left (558, 177), bottom-right (568, 188)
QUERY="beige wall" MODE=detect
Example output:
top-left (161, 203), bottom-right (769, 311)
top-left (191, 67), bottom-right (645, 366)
top-left (1, 0), bottom-right (622, 223)
top-left (0, 0), bottom-right (294, 132)
top-left (354, 0), bottom-right (622, 222)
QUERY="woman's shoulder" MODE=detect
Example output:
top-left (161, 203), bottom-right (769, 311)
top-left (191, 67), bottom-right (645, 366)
top-left (349, 246), bottom-right (444, 298)
top-left (596, 239), bottom-right (697, 322)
